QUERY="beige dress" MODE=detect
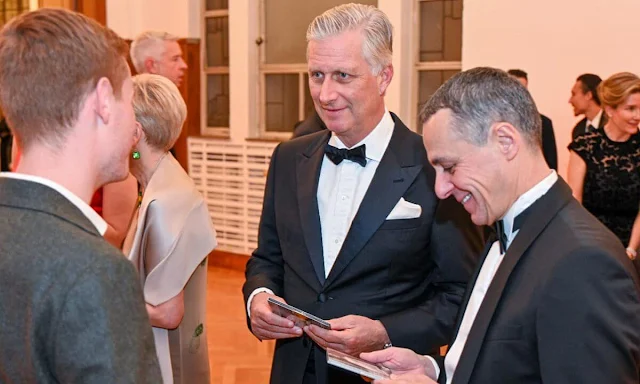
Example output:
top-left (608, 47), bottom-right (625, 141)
top-left (124, 154), bottom-right (217, 384)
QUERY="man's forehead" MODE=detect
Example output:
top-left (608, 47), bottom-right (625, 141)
top-left (164, 40), bottom-right (182, 54)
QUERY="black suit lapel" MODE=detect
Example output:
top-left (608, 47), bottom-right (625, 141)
top-left (324, 117), bottom-right (423, 289)
top-left (449, 231), bottom-right (496, 342)
top-left (451, 178), bottom-right (573, 384)
top-left (296, 130), bottom-right (332, 285)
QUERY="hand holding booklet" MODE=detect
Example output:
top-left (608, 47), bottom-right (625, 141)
top-left (326, 348), bottom-right (392, 380)
top-left (267, 297), bottom-right (331, 330)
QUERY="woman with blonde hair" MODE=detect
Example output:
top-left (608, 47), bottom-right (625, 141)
top-left (123, 73), bottom-right (217, 383)
top-left (568, 72), bottom-right (640, 261)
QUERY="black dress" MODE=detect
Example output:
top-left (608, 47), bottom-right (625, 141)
top-left (568, 129), bottom-right (640, 245)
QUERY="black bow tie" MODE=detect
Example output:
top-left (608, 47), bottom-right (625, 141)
top-left (587, 124), bottom-right (597, 132)
top-left (494, 206), bottom-right (532, 254)
top-left (324, 144), bottom-right (367, 167)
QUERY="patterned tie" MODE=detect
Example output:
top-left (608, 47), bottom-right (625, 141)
top-left (324, 143), bottom-right (367, 167)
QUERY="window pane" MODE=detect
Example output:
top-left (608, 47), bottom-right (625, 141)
top-left (419, 0), bottom-right (462, 62)
top-left (265, 74), bottom-right (299, 132)
top-left (416, 70), bottom-right (459, 132)
top-left (303, 74), bottom-right (316, 118)
top-left (205, 0), bottom-right (228, 11)
top-left (264, 0), bottom-right (377, 64)
top-left (207, 74), bottom-right (230, 127)
top-left (1, 0), bottom-right (29, 26)
top-left (205, 16), bottom-right (229, 67)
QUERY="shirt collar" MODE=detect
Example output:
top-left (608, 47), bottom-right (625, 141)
top-left (586, 109), bottom-right (603, 129)
top-left (328, 109), bottom-right (394, 163)
top-left (0, 172), bottom-right (108, 235)
top-left (500, 170), bottom-right (558, 240)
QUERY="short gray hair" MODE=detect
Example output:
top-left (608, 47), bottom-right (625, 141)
top-left (132, 74), bottom-right (186, 152)
top-left (306, 3), bottom-right (393, 75)
top-left (130, 31), bottom-right (179, 74)
top-left (420, 67), bottom-right (542, 148)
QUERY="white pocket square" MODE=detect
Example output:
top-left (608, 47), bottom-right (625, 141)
top-left (386, 197), bottom-right (422, 220)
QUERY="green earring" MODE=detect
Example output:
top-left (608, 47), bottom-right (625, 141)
top-left (132, 150), bottom-right (141, 160)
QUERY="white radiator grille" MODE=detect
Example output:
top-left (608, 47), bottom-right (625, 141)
top-left (188, 138), bottom-right (277, 254)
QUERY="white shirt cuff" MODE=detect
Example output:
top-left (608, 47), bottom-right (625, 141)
top-left (247, 287), bottom-right (274, 318)
top-left (424, 355), bottom-right (440, 381)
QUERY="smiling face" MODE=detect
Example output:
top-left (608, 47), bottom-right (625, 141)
top-left (423, 109), bottom-right (512, 226)
top-left (569, 80), bottom-right (592, 116)
top-left (307, 29), bottom-right (392, 146)
top-left (605, 93), bottom-right (640, 136)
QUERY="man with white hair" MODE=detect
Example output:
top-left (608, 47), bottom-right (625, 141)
top-left (130, 31), bottom-right (188, 87)
top-left (243, 4), bottom-right (482, 384)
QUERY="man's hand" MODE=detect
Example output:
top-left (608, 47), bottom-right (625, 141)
top-left (373, 374), bottom-right (438, 384)
top-left (360, 347), bottom-right (436, 378)
top-left (304, 315), bottom-right (390, 356)
top-left (249, 292), bottom-right (302, 340)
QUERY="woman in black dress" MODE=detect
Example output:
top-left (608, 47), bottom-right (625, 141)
top-left (568, 72), bottom-right (640, 262)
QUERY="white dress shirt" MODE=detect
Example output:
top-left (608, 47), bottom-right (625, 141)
top-left (585, 109), bottom-right (603, 132)
top-left (0, 172), bottom-right (108, 235)
top-left (428, 171), bottom-right (558, 383)
top-left (317, 110), bottom-right (394, 276)
top-left (247, 110), bottom-right (395, 315)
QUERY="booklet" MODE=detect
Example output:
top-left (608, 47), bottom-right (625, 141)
top-left (326, 348), bottom-right (392, 380)
top-left (267, 297), bottom-right (331, 330)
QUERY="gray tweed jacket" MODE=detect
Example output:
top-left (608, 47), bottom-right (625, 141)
top-left (0, 177), bottom-right (161, 383)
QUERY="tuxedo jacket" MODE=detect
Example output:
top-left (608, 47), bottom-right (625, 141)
top-left (571, 113), bottom-right (607, 141)
top-left (0, 177), bottom-right (161, 383)
top-left (439, 178), bottom-right (640, 384)
top-left (540, 114), bottom-right (557, 171)
top-left (243, 114), bottom-right (483, 384)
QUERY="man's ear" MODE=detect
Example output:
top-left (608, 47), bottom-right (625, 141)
top-left (377, 64), bottom-right (394, 96)
top-left (585, 90), bottom-right (594, 102)
top-left (491, 122), bottom-right (520, 161)
top-left (144, 57), bottom-right (157, 74)
top-left (95, 77), bottom-right (114, 125)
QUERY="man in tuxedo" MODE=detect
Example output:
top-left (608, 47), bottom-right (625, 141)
top-left (507, 69), bottom-right (557, 170)
top-left (243, 4), bottom-right (483, 384)
top-left (360, 67), bottom-right (640, 383)
top-left (569, 73), bottom-right (606, 140)
top-left (0, 8), bottom-right (161, 382)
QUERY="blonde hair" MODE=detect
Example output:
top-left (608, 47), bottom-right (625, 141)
top-left (132, 74), bottom-right (186, 152)
top-left (306, 3), bottom-right (393, 75)
top-left (598, 72), bottom-right (640, 109)
top-left (130, 31), bottom-right (179, 74)
top-left (0, 8), bottom-right (128, 149)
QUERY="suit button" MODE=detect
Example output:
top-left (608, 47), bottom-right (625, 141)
top-left (318, 293), bottom-right (327, 303)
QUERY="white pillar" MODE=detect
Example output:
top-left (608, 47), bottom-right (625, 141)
top-left (378, 0), bottom-right (414, 127)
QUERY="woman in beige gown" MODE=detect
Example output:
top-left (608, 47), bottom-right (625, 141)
top-left (123, 74), bottom-right (217, 384)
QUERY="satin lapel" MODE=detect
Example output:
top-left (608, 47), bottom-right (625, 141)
top-left (296, 131), bottom-right (331, 285)
top-left (449, 232), bottom-right (496, 343)
top-left (324, 124), bottom-right (422, 289)
top-left (451, 179), bottom-right (573, 384)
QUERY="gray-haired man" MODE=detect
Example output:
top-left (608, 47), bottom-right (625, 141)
top-left (243, 4), bottom-right (482, 384)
